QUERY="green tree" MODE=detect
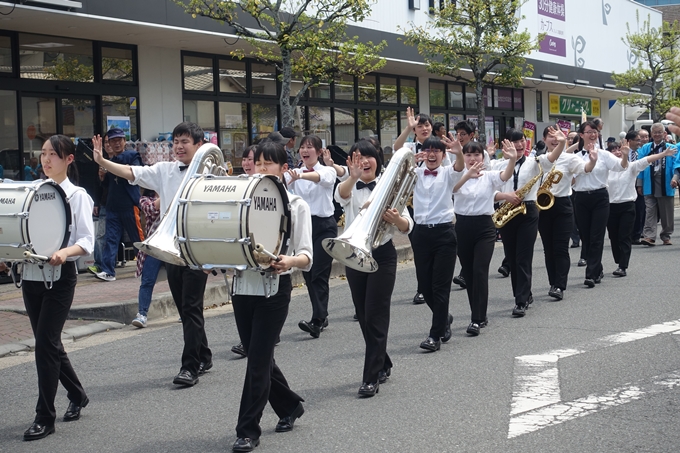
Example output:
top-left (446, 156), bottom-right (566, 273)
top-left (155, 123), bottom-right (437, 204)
top-left (403, 0), bottom-right (543, 144)
top-left (175, 0), bottom-right (387, 128)
top-left (612, 14), bottom-right (680, 123)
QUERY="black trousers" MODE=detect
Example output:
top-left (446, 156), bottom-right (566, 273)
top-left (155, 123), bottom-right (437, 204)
top-left (455, 215), bottom-right (495, 323)
top-left (538, 196), bottom-right (573, 291)
top-left (573, 188), bottom-right (610, 280)
top-left (166, 264), bottom-right (211, 376)
top-left (22, 262), bottom-right (87, 426)
top-left (406, 205), bottom-right (421, 293)
top-left (411, 223), bottom-right (457, 338)
top-left (607, 201), bottom-right (636, 270)
top-left (500, 202), bottom-right (539, 306)
top-left (303, 215), bottom-right (337, 321)
top-left (346, 241), bottom-right (396, 384)
top-left (632, 193), bottom-right (646, 241)
top-left (232, 275), bottom-right (303, 441)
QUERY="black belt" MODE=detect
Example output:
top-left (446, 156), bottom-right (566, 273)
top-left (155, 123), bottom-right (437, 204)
top-left (415, 222), bottom-right (453, 229)
top-left (576, 187), bottom-right (607, 195)
top-left (523, 200), bottom-right (536, 205)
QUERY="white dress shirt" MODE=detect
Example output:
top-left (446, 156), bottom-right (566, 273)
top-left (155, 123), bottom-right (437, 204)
top-left (488, 154), bottom-right (553, 201)
top-left (280, 192), bottom-right (313, 274)
top-left (452, 169), bottom-right (505, 216)
top-left (572, 148), bottom-right (625, 192)
top-left (607, 158), bottom-right (650, 203)
top-left (130, 161), bottom-right (187, 216)
top-left (285, 162), bottom-right (336, 217)
top-left (413, 165), bottom-right (456, 225)
top-left (334, 178), bottom-right (414, 245)
top-left (546, 152), bottom-right (587, 197)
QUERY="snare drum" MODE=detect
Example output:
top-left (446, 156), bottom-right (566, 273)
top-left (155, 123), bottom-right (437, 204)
top-left (177, 174), bottom-right (291, 270)
top-left (0, 179), bottom-right (71, 260)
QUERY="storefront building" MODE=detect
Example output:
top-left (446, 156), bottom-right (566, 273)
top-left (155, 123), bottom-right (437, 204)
top-left (0, 0), bottom-right (660, 177)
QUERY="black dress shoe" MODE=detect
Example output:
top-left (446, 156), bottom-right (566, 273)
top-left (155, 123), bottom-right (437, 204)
top-left (198, 360), bottom-right (213, 376)
top-left (613, 267), bottom-right (627, 277)
top-left (441, 313), bottom-right (453, 343)
top-left (231, 342), bottom-right (247, 357)
top-left (570, 242), bottom-right (580, 248)
top-left (453, 274), bottom-right (466, 288)
top-left (63, 396), bottom-right (89, 422)
top-left (358, 382), bottom-right (379, 397)
top-left (548, 287), bottom-right (564, 300)
top-left (594, 272), bottom-right (604, 284)
top-left (378, 368), bottom-right (391, 384)
top-left (412, 292), bottom-right (425, 304)
top-left (498, 265), bottom-right (510, 277)
top-left (512, 304), bottom-right (526, 317)
top-left (173, 369), bottom-right (198, 386)
top-left (419, 336), bottom-right (441, 352)
top-left (233, 437), bottom-right (260, 452)
top-left (466, 322), bottom-right (481, 336)
top-left (526, 295), bottom-right (534, 306)
top-left (353, 313), bottom-right (359, 321)
top-left (23, 422), bottom-right (55, 441)
top-left (479, 318), bottom-right (488, 328)
top-left (275, 402), bottom-right (304, 433)
top-left (298, 319), bottom-right (323, 338)
top-left (577, 258), bottom-right (587, 267)
top-left (584, 278), bottom-right (595, 288)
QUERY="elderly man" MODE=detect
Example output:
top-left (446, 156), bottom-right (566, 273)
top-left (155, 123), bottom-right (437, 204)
top-left (636, 123), bottom-right (679, 246)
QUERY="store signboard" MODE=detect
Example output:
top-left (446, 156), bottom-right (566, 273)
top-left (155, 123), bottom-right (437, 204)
top-left (523, 121), bottom-right (536, 155)
top-left (537, 0), bottom-right (566, 58)
top-left (549, 93), bottom-right (600, 117)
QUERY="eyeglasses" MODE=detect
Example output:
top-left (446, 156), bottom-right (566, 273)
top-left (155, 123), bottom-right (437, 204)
top-left (422, 148), bottom-right (442, 153)
top-left (583, 130), bottom-right (599, 135)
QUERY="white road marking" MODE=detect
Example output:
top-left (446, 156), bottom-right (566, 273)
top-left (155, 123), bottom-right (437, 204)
top-left (508, 320), bottom-right (680, 439)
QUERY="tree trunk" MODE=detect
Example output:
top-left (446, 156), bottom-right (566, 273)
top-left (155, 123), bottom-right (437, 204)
top-left (279, 49), bottom-right (295, 128)
top-left (475, 81), bottom-right (486, 146)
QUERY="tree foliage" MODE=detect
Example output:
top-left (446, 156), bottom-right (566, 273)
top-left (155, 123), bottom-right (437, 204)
top-left (402, 0), bottom-right (542, 144)
top-left (175, 0), bottom-right (387, 127)
top-left (612, 13), bottom-right (680, 123)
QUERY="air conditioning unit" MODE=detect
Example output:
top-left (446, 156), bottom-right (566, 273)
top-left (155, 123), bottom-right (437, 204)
top-left (624, 106), bottom-right (647, 121)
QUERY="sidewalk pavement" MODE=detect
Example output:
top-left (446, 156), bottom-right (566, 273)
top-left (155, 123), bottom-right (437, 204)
top-left (0, 233), bottom-right (415, 357)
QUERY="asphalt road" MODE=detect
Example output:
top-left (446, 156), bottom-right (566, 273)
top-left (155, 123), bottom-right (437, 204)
top-left (0, 231), bottom-right (679, 453)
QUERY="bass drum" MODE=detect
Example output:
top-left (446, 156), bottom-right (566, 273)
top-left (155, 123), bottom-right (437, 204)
top-left (0, 179), bottom-right (71, 260)
top-left (177, 174), bottom-right (291, 270)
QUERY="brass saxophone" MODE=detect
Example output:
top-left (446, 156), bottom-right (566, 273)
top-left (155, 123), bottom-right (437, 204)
top-left (536, 165), bottom-right (563, 211)
top-left (492, 158), bottom-right (543, 228)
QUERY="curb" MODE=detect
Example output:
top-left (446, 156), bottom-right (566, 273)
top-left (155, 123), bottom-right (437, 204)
top-left (0, 321), bottom-right (125, 358)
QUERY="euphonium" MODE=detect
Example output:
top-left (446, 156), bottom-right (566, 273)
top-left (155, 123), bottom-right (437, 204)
top-left (322, 146), bottom-right (416, 273)
top-left (134, 143), bottom-right (227, 266)
top-left (492, 158), bottom-right (543, 229)
top-left (536, 164), bottom-right (563, 210)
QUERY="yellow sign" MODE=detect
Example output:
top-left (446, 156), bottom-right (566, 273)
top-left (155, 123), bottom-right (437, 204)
top-left (549, 93), bottom-right (600, 117)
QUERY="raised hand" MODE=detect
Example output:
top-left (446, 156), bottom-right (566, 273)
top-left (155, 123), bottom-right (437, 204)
top-left (406, 106), bottom-right (419, 131)
top-left (321, 148), bottom-right (334, 167)
top-left (92, 134), bottom-right (104, 165)
top-left (502, 139), bottom-right (517, 160)
top-left (444, 132), bottom-right (462, 155)
top-left (466, 161), bottom-right (485, 179)
top-left (588, 145), bottom-right (599, 163)
top-left (547, 126), bottom-right (566, 142)
top-left (287, 169), bottom-right (302, 181)
top-left (346, 151), bottom-right (363, 180)
top-left (665, 107), bottom-right (680, 136)
top-left (619, 138), bottom-right (630, 154)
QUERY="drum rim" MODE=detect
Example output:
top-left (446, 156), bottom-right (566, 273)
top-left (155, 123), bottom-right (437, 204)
top-left (25, 179), bottom-right (72, 256)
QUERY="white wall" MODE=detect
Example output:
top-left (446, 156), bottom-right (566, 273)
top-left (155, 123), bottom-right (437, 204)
top-left (137, 46), bottom-right (184, 141)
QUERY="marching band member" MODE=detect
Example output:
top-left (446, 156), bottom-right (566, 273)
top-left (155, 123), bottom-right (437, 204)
top-left (607, 139), bottom-right (676, 276)
top-left (231, 140), bottom-right (312, 453)
top-left (6, 135), bottom-right (95, 441)
top-left (93, 122), bottom-right (214, 386)
top-left (452, 141), bottom-right (515, 335)
top-left (490, 128), bottom-right (564, 317)
top-left (411, 136), bottom-right (460, 352)
top-left (335, 140), bottom-right (412, 397)
top-left (285, 135), bottom-right (337, 338)
top-left (537, 127), bottom-right (593, 301)
top-left (572, 121), bottom-right (628, 288)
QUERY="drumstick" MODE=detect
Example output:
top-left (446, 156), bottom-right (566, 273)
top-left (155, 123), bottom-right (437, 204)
top-left (254, 244), bottom-right (281, 262)
top-left (22, 251), bottom-right (51, 261)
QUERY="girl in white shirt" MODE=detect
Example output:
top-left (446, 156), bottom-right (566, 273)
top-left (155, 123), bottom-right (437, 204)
top-left (231, 141), bottom-right (313, 453)
top-left (452, 141), bottom-right (515, 335)
top-left (335, 140), bottom-right (412, 397)
top-left (286, 135), bottom-right (337, 338)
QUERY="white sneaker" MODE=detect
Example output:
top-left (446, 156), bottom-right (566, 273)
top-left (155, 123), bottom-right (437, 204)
top-left (131, 314), bottom-right (147, 328)
top-left (94, 271), bottom-right (116, 282)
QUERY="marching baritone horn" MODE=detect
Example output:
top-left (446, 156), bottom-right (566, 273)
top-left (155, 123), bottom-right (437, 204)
top-left (322, 146), bottom-right (416, 273)
top-left (134, 143), bottom-right (227, 266)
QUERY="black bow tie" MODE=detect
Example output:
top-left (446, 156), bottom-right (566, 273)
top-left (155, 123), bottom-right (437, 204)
top-left (356, 181), bottom-right (376, 191)
top-left (179, 165), bottom-right (189, 172)
top-left (581, 150), bottom-right (589, 156)
top-left (415, 143), bottom-right (422, 151)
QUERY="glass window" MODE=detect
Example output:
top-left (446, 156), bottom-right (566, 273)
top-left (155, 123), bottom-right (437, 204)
top-left (219, 101), bottom-right (248, 169)
top-left (102, 96), bottom-right (138, 141)
top-left (0, 90), bottom-right (18, 152)
top-left (101, 46), bottom-right (134, 82)
top-left (183, 55), bottom-right (214, 91)
top-left (429, 81), bottom-right (445, 108)
top-left (358, 75), bottom-right (376, 103)
top-left (401, 78), bottom-right (418, 105)
top-left (183, 99), bottom-right (215, 133)
top-left (251, 63), bottom-right (277, 96)
top-left (465, 88), bottom-right (478, 110)
top-left (309, 81), bottom-right (331, 100)
top-left (22, 96), bottom-right (57, 157)
top-left (0, 36), bottom-right (11, 74)
top-left (431, 113), bottom-right (446, 125)
top-left (358, 109), bottom-right (378, 139)
top-left (448, 114), bottom-right (464, 129)
top-left (334, 74), bottom-right (354, 101)
top-left (514, 90), bottom-right (524, 111)
top-left (219, 59), bottom-right (247, 94)
top-left (484, 87), bottom-right (492, 108)
top-left (251, 103), bottom-right (277, 141)
top-left (333, 107), bottom-right (355, 152)
top-left (380, 77), bottom-right (397, 104)
top-left (380, 110), bottom-right (399, 154)
top-left (20, 33), bottom-right (93, 82)
top-left (61, 97), bottom-right (96, 140)
top-left (494, 88), bottom-right (513, 109)
top-left (448, 84), bottom-right (463, 109)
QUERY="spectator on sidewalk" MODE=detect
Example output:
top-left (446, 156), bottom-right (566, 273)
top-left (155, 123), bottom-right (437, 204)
top-left (88, 136), bottom-right (111, 275)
